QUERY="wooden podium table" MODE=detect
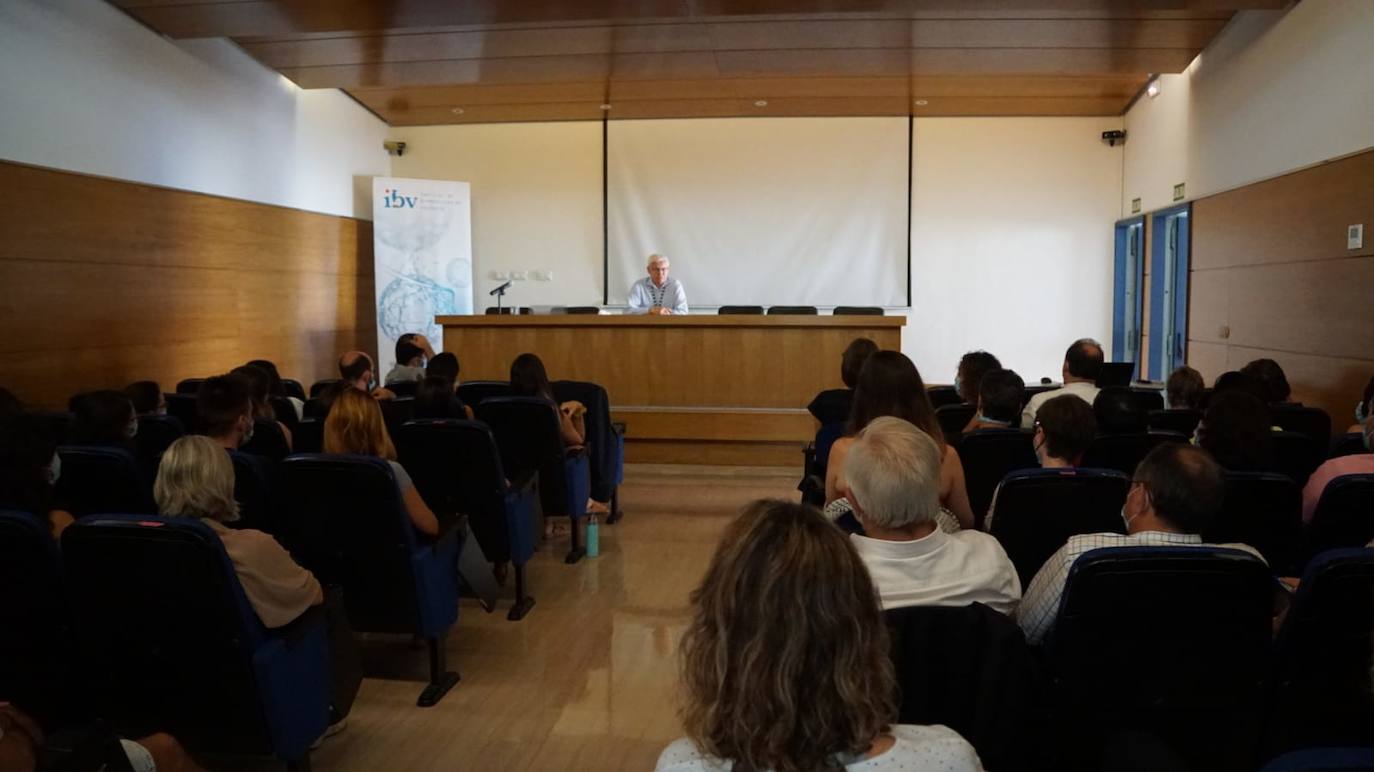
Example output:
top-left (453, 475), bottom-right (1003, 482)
top-left (437, 314), bottom-right (905, 465)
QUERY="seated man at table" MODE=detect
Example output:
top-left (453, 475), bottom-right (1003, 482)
top-left (627, 253), bottom-right (688, 315)
top-left (1016, 443), bottom-right (1262, 645)
top-left (1021, 338), bottom-right (1104, 428)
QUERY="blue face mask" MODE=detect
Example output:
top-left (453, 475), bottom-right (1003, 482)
top-left (1357, 400), bottom-right (1368, 424)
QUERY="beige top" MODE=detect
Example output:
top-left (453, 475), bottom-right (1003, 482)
top-left (207, 520), bottom-right (323, 629)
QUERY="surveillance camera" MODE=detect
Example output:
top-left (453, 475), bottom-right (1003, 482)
top-left (383, 140), bottom-right (407, 157)
top-left (1101, 130), bottom-right (1126, 147)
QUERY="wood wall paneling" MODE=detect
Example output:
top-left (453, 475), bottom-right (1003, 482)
top-left (0, 161), bottom-right (376, 409)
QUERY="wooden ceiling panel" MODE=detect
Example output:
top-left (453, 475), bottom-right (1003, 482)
top-left (108, 0), bottom-right (1284, 122)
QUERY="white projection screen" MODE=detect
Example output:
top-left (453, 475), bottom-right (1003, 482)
top-left (607, 117), bottom-right (909, 308)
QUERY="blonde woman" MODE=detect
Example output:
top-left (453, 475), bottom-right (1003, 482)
top-left (657, 500), bottom-right (983, 772)
top-left (154, 435), bottom-right (321, 629)
top-left (323, 387), bottom-right (440, 537)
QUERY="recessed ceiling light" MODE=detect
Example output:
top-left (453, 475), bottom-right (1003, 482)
top-left (754, 99), bottom-right (768, 107)
top-left (1146, 79), bottom-right (1161, 98)
top-left (450, 107), bottom-right (464, 115)
top-left (599, 103), bottom-right (612, 110)
top-left (914, 99), bottom-right (929, 106)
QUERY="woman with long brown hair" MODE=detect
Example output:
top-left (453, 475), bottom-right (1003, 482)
top-left (323, 387), bottom-right (439, 537)
top-left (658, 500), bottom-right (982, 772)
top-left (825, 351), bottom-right (975, 530)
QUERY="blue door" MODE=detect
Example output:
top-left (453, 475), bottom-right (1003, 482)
top-left (1147, 204), bottom-right (1191, 379)
top-left (1111, 217), bottom-right (1145, 378)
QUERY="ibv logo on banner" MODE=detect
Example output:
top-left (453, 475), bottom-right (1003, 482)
top-left (381, 188), bottom-right (417, 209)
top-left (372, 177), bottom-right (474, 376)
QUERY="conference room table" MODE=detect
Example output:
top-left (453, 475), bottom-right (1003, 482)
top-left (437, 313), bottom-right (905, 465)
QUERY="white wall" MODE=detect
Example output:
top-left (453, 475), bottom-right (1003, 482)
top-left (909, 118), bottom-right (1124, 385)
top-left (1123, 0), bottom-right (1374, 213)
top-left (388, 122), bottom-right (605, 307)
top-left (0, 0), bottom-right (390, 219)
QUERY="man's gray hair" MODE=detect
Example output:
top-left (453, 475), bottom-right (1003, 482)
top-left (844, 416), bottom-right (943, 529)
top-left (647, 253), bottom-right (670, 267)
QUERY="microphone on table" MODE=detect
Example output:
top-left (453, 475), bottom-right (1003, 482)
top-left (489, 281), bottom-right (513, 296)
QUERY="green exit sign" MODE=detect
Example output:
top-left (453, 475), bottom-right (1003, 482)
top-left (1173, 183), bottom-right (1186, 201)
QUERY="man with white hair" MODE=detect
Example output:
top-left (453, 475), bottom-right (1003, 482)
top-left (627, 253), bottom-right (688, 315)
top-left (845, 416), bottom-right (1021, 614)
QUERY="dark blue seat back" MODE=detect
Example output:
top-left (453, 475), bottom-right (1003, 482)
top-left (309, 379), bottom-right (343, 398)
top-left (1265, 549), bottom-right (1374, 760)
top-left (477, 396), bottom-right (588, 519)
top-left (227, 449), bottom-right (274, 534)
top-left (813, 421), bottom-right (846, 475)
top-left (275, 455), bottom-right (456, 637)
top-left (61, 516), bottom-right (328, 762)
top-left (0, 510), bottom-right (78, 728)
top-left (240, 418), bottom-right (291, 462)
top-left (988, 468), bottom-right (1129, 586)
top-left (935, 403), bottom-right (976, 444)
top-left (1272, 430), bottom-right (1325, 487)
top-left (1261, 747), bottom-right (1374, 772)
top-left (387, 380), bottom-right (419, 398)
top-left (1080, 431), bottom-right (1186, 476)
top-left (1270, 405), bottom-right (1333, 449)
top-left (293, 418), bottom-right (324, 453)
top-left (1307, 474), bottom-right (1374, 557)
top-left (1203, 472), bottom-right (1302, 574)
top-left (56, 446), bottom-right (152, 516)
top-left (32, 411), bottom-right (75, 445)
top-left (958, 429), bottom-right (1038, 528)
top-left (926, 386), bottom-right (962, 409)
top-left (395, 420), bottom-right (535, 566)
top-left (1129, 388), bottom-right (1165, 413)
top-left (553, 380), bottom-right (618, 503)
top-left (135, 413), bottom-right (184, 464)
top-left (281, 379), bottom-right (307, 401)
top-left (1149, 408), bottom-right (1203, 436)
top-left (174, 378), bottom-right (204, 395)
top-left (1329, 434), bottom-right (1367, 459)
top-left (163, 393), bottom-right (200, 433)
top-left (456, 380), bottom-right (511, 408)
top-left (1049, 547), bottom-right (1273, 771)
top-left (269, 396), bottom-right (299, 431)
top-left (380, 397), bottom-right (415, 436)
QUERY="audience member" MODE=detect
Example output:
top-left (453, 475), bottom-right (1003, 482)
top-left (198, 375), bottom-right (255, 451)
top-left (1197, 390), bottom-right (1274, 472)
top-left (1348, 375), bottom-right (1374, 433)
top-left (1021, 338), bottom-right (1104, 428)
top-left (124, 380), bottom-right (165, 417)
top-left (1301, 415), bottom-right (1374, 522)
top-left (323, 388), bottom-right (440, 537)
top-left (964, 368), bottom-right (1023, 432)
top-left (1094, 387), bottom-right (1147, 434)
top-left (338, 351), bottom-right (396, 400)
top-left (510, 353), bottom-right (584, 447)
top-left (425, 351), bottom-right (461, 387)
top-left (1033, 395), bottom-right (1098, 469)
top-left (0, 387), bottom-right (20, 421)
top-left (826, 351), bottom-right (974, 529)
top-left (384, 333), bottom-right (435, 386)
top-left (807, 337), bottom-right (879, 425)
top-left (414, 375), bottom-right (469, 420)
top-left (1017, 444), bottom-right (1261, 645)
top-left (845, 417), bottom-right (1020, 614)
top-left (657, 499), bottom-right (984, 772)
top-left (955, 350), bottom-right (1002, 407)
top-left (231, 365), bottom-right (292, 449)
top-left (0, 413), bottom-right (74, 539)
top-left (1165, 365), bottom-right (1205, 410)
top-left (0, 702), bottom-right (205, 772)
top-left (71, 390), bottom-right (137, 447)
top-left (246, 359), bottom-right (304, 420)
top-left (1241, 358), bottom-right (1293, 404)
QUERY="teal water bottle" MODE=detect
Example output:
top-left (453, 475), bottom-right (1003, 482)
top-left (586, 514), bottom-right (600, 558)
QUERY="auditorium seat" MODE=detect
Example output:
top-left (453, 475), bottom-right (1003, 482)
top-left (1270, 405), bottom-right (1333, 448)
top-left (227, 449), bottom-right (274, 534)
top-left (1203, 472), bottom-right (1302, 575)
top-left (765, 305), bottom-right (818, 315)
top-left (174, 378), bottom-right (204, 395)
top-left (308, 379), bottom-right (342, 398)
top-left (1046, 547), bottom-right (1272, 771)
top-left (1305, 474), bottom-right (1374, 559)
top-left (163, 393), bottom-right (200, 433)
top-left (717, 305), bottom-right (764, 314)
top-left (62, 515), bottom-right (330, 767)
top-left (135, 413), bottom-right (184, 463)
top-left (477, 396), bottom-right (591, 564)
top-left (926, 385), bottom-right (962, 410)
top-left (380, 397), bottom-right (415, 436)
top-left (395, 419), bottom-right (539, 620)
top-left (1080, 430), bottom-right (1187, 477)
top-left (1328, 433), bottom-right (1367, 459)
top-left (957, 429), bottom-right (1038, 528)
top-left (280, 378), bottom-right (307, 402)
top-left (1148, 408), bottom-right (1202, 436)
top-left (1262, 548), bottom-right (1374, 762)
top-left (240, 418), bottom-right (291, 462)
top-left (935, 403), bottom-right (975, 444)
top-left (269, 395), bottom-right (299, 431)
top-left (456, 380), bottom-right (511, 408)
top-left (553, 380), bottom-right (625, 521)
top-left (563, 306), bottom-right (601, 314)
top-left (1021, 384), bottom-right (1055, 407)
top-left (302, 397), bottom-right (329, 420)
top-left (0, 510), bottom-right (81, 730)
top-left (1272, 430), bottom-right (1325, 487)
top-left (986, 468), bottom-right (1129, 586)
top-left (387, 381), bottom-right (419, 398)
top-left (832, 306), bottom-right (884, 315)
top-left (885, 603), bottom-right (1046, 772)
top-left (56, 446), bottom-right (152, 516)
top-left (275, 455), bottom-right (461, 706)
top-left (293, 418), bottom-right (323, 453)
top-left (31, 411), bottom-right (75, 445)
top-left (800, 420), bottom-right (846, 507)
top-left (1261, 748), bottom-right (1374, 772)
top-left (1128, 387), bottom-right (1165, 413)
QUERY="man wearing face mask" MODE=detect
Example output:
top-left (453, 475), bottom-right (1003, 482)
top-left (1016, 443), bottom-right (1262, 645)
top-left (1301, 414), bottom-right (1374, 522)
top-left (198, 375), bottom-right (257, 451)
top-left (338, 351), bottom-right (396, 401)
top-left (984, 395), bottom-right (1097, 532)
top-left (383, 333), bottom-right (435, 386)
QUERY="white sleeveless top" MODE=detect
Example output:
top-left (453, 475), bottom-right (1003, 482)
top-left (655, 724), bottom-right (984, 771)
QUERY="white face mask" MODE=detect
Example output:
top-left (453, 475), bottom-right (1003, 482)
top-left (126, 418), bottom-right (139, 439)
top-left (240, 415), bottom-right (255, 447)
top-left (48, 452), bottom-right (61, 485)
